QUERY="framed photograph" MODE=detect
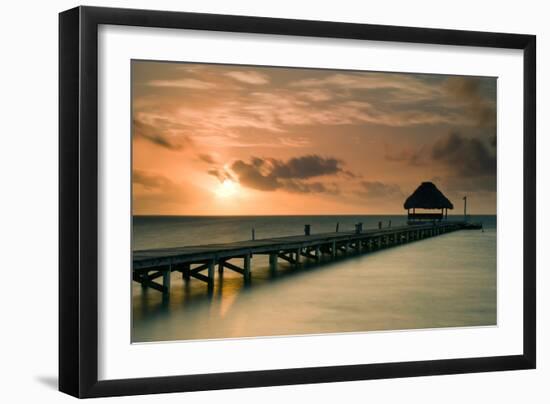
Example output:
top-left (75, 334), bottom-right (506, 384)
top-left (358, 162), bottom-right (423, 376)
top-left (59, 6), bottom-right (536, 398)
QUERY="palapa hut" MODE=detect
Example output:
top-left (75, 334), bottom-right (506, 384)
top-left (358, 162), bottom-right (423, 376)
top-left (404, 182), bottom-right (453, 223)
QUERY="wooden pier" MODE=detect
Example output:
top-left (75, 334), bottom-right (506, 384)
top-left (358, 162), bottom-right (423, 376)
top-left (132, 221), bottom-right (480, 296)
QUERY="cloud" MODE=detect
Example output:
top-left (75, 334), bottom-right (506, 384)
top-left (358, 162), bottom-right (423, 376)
top-left (278, 137), bottom-right (311, 148)
top-left (297, 89), bottom-right (333, 102)
top-left (284, 180), bottom-right (340, 195)
top-left (147, 78), bottom-right (216, 89)
top-left (198, 153), bottom-right (217, 164)
top-left (224, 71), bottom-right (270, 85)
top-left (270, 155), bottom-right (343, 179)
top-left (291, 72), bottom-right (441, 101)
top-left (384, 144), bottom-right (428, 166)
top-left (442, 175), bottom-right (497, 193)
top-left (385, 132), bottom-right (496, 178)
top-left (133, 170), bottom-right (174, 190)
top-left (384, 132), bottom-right (496, 194)
top-left (443, 77), bottom-right (496, 128)
top-left (133, 169), bottom-right (191, 211)
top-left (207, 167), bottom-right (235, 183)
top-left (137, 73), bottom-right (492, 152)
top-left (133, 118), bottom-right (189, 151)
top-left (230, 155), bottom-right (347, 193)
top-left (359, 181), bottom-right (403, 199)
top-left (431, 132), bottom-right (496, 177)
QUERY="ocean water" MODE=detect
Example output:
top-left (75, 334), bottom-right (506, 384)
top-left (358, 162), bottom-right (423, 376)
top-left (132, 215), bottom-right (496, 342)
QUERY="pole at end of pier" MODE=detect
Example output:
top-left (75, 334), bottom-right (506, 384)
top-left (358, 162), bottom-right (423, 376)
top-left (251, 228), bottom-right (255, 240)
top-left (304, 224), bottom-right (311, 236)
top-left (335, 222), bottom-right (340, 232)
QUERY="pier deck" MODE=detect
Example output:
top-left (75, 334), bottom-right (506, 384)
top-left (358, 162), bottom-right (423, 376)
top-left (133, 221), bottom-right (480, 295)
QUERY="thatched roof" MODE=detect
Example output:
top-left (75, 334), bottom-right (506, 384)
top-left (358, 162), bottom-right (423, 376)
top-left (404, 182), bottom-right (454, 210)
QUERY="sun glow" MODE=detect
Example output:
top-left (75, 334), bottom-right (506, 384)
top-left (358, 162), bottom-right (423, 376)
top-left (215, 179), bottom-right (238, 198)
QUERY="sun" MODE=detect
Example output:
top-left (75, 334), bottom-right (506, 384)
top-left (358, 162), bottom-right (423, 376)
top-left (215, 179), bottom-right (238, 198)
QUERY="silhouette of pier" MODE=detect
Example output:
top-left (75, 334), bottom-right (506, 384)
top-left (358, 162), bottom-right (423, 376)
top-left (133, 220), bottom-right (481, 296)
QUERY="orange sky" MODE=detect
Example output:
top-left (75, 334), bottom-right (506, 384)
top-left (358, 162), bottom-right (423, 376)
top-left (132, 61), bottom-right (497, 215)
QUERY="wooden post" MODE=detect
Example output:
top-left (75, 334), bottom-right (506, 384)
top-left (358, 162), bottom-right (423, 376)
top-left (315, 245), bottom-right (321, 261)
top-left (207, 260), bottom-right (215, 291)
top-left (269, 253), bottom-right (278, 273)
top-left (244, 254), bottom-right (251, 281)
top-left (357, 240), bottom-right (362, 253)
top-left (295, 248), bottom-right (301, 265)
top-left (182, 263), bottom-right (190, 281)
top-left (304, 224), bottom-right (311, 236)
top-left (163, 266), bottom-right (171, 296)
top-left (181, 263), bottom-right (190, 281)
top-left (141, 271), bottom-right (149, 289)
top-left (218, 259), bottom-right (224, 274)
top-left (331, 241), bottom-right (336, 258)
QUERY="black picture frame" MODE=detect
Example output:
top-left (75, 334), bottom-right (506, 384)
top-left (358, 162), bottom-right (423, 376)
top-left (59, 6), bottom-right (536, 398)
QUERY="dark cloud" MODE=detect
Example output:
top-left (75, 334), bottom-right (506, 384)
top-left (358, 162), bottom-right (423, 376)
top-left (231, 159), bottom-right (279, 191)
top-left (432, 132), bottom-right (496, 177)
top-left (133, 118), bottom-right (192, 151)
top-left (230, 154), bottom-right (346, 193)
top-left (444, 77), bottom-right (496, 129)
top-left (270, 155), bottom-right (342, 179)
top-left (359, 181), bottom-right (403, 199)
top-left (385, 132), bottom-right (496, 194)
top-left (207, 168), bottom-right (235, 183)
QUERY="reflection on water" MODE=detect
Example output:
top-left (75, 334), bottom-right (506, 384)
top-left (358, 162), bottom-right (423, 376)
top-left (132, 215), bottom-right (496, 343)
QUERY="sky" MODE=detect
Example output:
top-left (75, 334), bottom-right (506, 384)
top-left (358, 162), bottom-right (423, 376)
top-left (132, 61), bottom-right (497, 215)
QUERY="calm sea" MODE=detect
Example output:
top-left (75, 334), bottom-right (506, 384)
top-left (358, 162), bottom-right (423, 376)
top-left (132, 215), bottom-right (496, 342)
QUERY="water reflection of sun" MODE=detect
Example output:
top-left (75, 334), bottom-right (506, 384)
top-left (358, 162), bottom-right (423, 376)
top-left (215, 179), bottom-right (238, 198)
